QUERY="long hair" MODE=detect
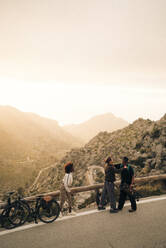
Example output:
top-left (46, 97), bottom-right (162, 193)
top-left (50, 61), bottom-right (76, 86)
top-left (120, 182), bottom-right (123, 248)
top-left (64, 162), bottom-right (74, 174)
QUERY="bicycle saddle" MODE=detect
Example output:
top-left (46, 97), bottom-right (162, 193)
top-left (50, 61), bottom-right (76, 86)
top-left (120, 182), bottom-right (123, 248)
top-left (7, 191), bottom-right (15, 195)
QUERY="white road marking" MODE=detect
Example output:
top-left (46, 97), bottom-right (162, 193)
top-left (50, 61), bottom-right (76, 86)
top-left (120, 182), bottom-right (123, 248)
top-left (0, 195), bottom-right (166, 236)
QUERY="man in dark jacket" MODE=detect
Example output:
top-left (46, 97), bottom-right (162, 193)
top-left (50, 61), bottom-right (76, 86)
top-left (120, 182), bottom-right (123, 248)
top-left (98, 157), bottom-right (119, 213)
top-left (116, 157), bottom-right (137, 212)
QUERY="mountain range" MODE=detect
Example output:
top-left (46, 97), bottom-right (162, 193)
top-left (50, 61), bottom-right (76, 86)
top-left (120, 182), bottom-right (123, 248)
top-left (63, 113), bottom-right (129, 142)
top-left (0, 106), bottom-right (128, 193)
top-left (29, 114), bottom-right (166, 200)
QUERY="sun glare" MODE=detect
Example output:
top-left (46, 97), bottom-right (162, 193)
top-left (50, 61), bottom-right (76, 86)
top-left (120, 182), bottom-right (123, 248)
top-left (0, 78), bottom-right (166, 125)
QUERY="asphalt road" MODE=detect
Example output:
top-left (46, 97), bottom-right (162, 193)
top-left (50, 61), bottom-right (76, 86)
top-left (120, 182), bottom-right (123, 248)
top-left (0, 196), bottom-right (166, 248)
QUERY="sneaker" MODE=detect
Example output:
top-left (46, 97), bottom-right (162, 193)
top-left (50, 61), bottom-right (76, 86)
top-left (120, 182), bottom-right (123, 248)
top-left (128, 209), bottom-right (136, 213)
top-left (110, 209), bottom-right (118, 213)
top-left (98, 206), bottom-right (106, 210)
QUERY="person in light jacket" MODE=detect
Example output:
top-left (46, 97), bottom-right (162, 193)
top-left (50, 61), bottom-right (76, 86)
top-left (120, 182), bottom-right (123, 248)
top-left (60, 162), bottom-right (74, 214)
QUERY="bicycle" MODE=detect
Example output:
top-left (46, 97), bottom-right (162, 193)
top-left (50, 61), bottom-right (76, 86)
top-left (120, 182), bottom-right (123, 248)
top-left (0, 192), bottom-right (60, 229)
top-left (17, 194), bottom-right (60, 224)
top-left (0, 191), bottom-right (25, 229)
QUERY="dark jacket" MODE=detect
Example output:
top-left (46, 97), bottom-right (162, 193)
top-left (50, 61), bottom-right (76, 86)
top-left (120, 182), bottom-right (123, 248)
top-left (121, 165), bottom-right (134, 185)
top-left (115, 164), bottom-right (134, 185)
top-left (105, 165), bottom-right (118, 183)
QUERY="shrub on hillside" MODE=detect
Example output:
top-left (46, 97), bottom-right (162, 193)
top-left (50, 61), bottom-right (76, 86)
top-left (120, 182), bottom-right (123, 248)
top-left (151, 127), bottom-right (161, 139)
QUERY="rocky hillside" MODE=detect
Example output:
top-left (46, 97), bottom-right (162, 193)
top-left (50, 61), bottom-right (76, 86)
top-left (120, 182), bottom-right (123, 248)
top-left (63, 113), bottom-right (129, 143)
top-left (29, 114), bottom-right (166, 195)
top-left (0, 106), bottom-right (82, 192)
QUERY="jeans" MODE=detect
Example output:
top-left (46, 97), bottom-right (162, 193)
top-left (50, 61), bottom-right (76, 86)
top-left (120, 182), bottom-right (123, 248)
top-left (100, 181), bottom-right (116, 209)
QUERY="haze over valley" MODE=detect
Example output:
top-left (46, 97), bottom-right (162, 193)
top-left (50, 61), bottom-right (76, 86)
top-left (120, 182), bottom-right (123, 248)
top-left (0, 105), bottom-right (129, 193)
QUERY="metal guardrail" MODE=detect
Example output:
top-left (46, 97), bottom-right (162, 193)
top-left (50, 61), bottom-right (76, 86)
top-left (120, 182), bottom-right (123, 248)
top-left (1, 174), bottom-right (166, 209)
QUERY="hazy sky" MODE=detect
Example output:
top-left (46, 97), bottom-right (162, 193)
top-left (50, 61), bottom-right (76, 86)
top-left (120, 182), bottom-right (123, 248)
top-left (0, 0), bottom-right (166, 125)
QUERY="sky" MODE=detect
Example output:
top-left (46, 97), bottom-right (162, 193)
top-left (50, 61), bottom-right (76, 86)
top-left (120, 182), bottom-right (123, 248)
top-left (0, 0), bottom-right (166, 125)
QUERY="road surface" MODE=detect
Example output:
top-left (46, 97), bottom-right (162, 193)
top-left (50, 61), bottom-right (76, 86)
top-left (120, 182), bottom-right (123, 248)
top-left (0, 195), bottom-right (166, 248)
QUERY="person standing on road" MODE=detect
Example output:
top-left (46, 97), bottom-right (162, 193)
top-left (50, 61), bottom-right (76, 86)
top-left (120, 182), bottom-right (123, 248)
top-left (98, 157), bottom-right (119, 213)
top-left (116, 157), bottom-right (137, 212)
top-left (60, 162), bottom-right (75, 215)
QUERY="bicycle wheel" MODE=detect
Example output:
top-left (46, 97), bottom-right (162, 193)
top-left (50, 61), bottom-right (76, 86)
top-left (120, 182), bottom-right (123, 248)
top-left (7, 203), bottom-right (25, 227)
top-left (19, 200), bottom-right (31, 224)
top-left (1, 208), bottom-right (16, 229)
top-left (38, 199), bottom-right (60, 223)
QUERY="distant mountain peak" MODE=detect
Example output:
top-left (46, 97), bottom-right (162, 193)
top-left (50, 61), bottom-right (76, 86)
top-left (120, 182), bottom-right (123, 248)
top-left (63, 113), bottom-right (128, 143)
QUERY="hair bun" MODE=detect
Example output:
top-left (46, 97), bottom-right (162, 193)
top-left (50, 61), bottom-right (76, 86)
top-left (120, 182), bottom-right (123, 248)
top-left (105, 157), bottom-right (112, 164)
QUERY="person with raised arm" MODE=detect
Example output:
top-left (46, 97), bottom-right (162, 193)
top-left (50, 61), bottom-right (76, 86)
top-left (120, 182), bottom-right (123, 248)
top-left (98, 157), bottom-right (119, 213)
